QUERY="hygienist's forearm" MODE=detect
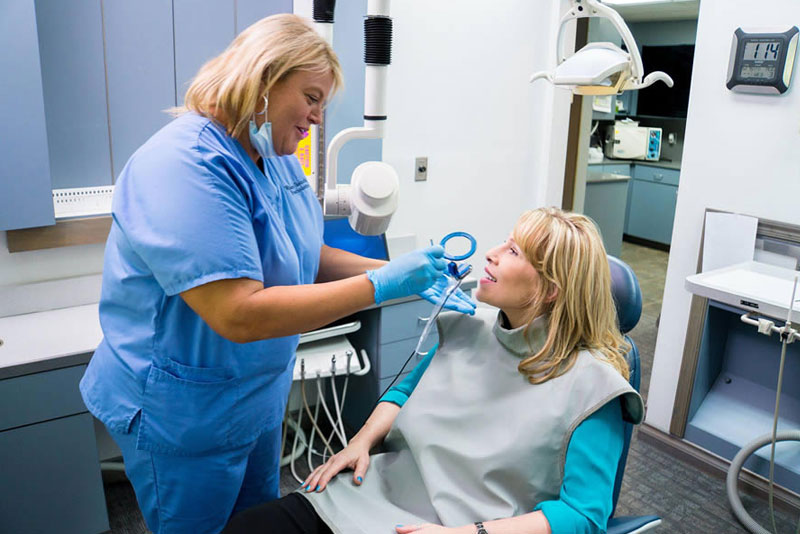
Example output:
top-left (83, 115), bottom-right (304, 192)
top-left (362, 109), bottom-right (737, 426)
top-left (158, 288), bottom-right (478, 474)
top-left (236, 275), bottom-right (377, 341)
top-left (316, 245), bottom-right (386, 283)
top-left (349, 401), bottom-right (401, 450)
top-left (450, 511), bottom-right (552, 534)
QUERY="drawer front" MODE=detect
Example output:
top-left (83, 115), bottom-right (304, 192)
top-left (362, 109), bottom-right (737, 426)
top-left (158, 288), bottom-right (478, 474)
top-left (379, 335), bottom-right (437, 379)
top-left (380, 298), bottom-right (436, 344)
top-left (0, 413), bottom-right (108, 534)
top-left (0, 365), bottom-right (88, 431)
top-left (632, 165), bottom-right (680, 186)
top-left (603, 163), bottom-right (631, 176)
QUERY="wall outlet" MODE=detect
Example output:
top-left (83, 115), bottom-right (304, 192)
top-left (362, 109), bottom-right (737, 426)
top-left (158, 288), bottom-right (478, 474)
top-left (415, 157), bottom-right (428, 181)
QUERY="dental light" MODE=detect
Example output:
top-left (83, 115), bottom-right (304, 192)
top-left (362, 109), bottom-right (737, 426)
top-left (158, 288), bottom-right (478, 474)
top-left (313, 0), bottom-right (399, 236)
top-left (530, 0), bottom-right (674, 95)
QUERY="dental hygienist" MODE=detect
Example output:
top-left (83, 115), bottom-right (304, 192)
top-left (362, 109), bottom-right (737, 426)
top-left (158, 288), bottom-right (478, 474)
top-left (79, 14), bottom-right (475, 534)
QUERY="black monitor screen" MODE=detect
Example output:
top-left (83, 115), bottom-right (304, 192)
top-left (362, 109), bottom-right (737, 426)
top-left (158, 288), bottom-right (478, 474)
top-left (636, 44), bottom-right (695, 118)
top-left (323, 217), bottom-right (389, 260)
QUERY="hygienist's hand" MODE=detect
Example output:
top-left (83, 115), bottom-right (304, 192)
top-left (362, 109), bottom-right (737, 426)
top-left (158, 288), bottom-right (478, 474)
top-left (367, 246), bottom-right (447, 304)
top-left (300, 439), bottom-right (371, 493)
top-left (419, 274), bottom-right (476, 315)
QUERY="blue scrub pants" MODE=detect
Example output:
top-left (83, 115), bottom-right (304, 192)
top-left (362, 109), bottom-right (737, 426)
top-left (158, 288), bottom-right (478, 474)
top-left (112, 413), bottom-right (282, 534)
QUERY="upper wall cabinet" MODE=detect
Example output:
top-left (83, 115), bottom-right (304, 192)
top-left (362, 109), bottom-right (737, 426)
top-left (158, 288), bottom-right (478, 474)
top-left (0, 0), bottom-right (291, 233)
top-left (0, 0), bottom-right (55, 231)
top-left (36, 0), bottom-right (112, 190)
top-left (103, 0), bottom-right (176, 180)
top-left (173, 0), bottom-right (235, 106)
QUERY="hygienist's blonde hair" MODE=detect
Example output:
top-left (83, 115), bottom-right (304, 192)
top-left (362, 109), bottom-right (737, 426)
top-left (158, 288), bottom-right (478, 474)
top-left (513, 207), bottom-right (630, 383)
top-left (174, 14), bottom-right (343, 138)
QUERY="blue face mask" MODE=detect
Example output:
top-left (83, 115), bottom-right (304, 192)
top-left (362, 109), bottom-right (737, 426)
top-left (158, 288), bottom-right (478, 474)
top-left (248, 95), bottom-right (278, 160)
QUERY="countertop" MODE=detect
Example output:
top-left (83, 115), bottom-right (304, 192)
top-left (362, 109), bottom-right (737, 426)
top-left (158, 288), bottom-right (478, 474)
top-left (0, 277), bottom-right (478, 380)
top-left (589, 158), bottom-right (681, 171)
top-left (587, 171), bottom-right (630, 184)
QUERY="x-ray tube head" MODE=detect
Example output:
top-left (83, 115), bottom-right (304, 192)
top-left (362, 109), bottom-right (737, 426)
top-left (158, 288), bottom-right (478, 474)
top-left (347, 161), bottom-right (399, 236)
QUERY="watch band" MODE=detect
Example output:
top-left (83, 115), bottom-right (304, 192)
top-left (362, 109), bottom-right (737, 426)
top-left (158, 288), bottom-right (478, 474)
top-left (474, 521), bottom-right (488, 534)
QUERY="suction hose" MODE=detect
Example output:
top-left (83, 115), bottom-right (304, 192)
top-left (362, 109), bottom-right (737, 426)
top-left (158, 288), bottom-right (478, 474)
top-left (727, 430), bottom-right (800, 534)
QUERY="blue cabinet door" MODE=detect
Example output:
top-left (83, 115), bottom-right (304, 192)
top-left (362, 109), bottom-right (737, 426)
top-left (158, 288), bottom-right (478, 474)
top-left (103, 0), bottom-right (175, 180)
top-left (235, 0), bottom-right (293, 33)
top-left (0, 0), bottom-right (55, 231)
top-left (173, 1), bottom-right (235, 106)
top-left (35, 0), bottom-right (112, 189)
top-left (626, 179), bottom-right (678, 245)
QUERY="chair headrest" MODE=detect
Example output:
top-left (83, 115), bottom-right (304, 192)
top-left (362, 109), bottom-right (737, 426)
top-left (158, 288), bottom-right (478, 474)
top-left (608, 255), bottom-right (642, 334)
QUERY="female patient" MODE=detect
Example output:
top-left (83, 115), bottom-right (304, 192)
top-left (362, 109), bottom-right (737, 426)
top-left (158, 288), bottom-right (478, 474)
top-left (223, 207), bottom-right (644, 534)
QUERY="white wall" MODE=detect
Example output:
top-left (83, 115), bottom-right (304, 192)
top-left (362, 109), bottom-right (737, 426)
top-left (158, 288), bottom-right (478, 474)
top-left (382, 1), bottom-right (573, 266)
top-left (647, 0), bottom-right (800, 431)
top-left (0, 228), bottom-right (104, 287)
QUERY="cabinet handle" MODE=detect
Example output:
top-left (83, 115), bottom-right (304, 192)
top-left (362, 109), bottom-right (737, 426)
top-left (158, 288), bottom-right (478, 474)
top-left (654, 173), bottom-right (664, 181)
top-left (417, 316), bottom-right (429, 323)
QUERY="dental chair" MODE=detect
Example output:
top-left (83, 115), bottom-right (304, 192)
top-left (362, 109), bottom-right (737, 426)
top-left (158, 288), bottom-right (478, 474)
top-left (606, 255), bottom-right (662, 534)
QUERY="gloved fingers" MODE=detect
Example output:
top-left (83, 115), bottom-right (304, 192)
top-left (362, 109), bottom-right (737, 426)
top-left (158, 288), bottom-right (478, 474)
top-left (423, 245), bottom-right (445, 258)
top-left (443, 291), bottom-right (476, 315)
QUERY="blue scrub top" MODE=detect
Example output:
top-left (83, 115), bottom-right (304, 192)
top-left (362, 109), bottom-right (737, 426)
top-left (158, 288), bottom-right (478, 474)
top-left (80, 112), bottom-right (323, 456)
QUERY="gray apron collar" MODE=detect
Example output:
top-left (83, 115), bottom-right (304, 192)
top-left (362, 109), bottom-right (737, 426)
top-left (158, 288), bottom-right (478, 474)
top-left (492, 311), bottom-right (548, 358)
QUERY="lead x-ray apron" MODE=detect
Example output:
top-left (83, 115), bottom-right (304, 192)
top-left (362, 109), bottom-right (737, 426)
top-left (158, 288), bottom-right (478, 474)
top-left (303, 309), bottom-right (644, 534)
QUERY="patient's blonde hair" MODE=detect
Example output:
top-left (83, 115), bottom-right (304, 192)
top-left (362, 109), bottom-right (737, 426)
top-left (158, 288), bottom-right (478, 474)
top-left (512, 207), bottom-right (630, 384)
top-left (173, 14), bottom-right (343, 138)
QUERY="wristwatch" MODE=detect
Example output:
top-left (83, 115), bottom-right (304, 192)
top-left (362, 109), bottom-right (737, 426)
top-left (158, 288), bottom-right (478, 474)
top-left (474, 521), bottom-right (488, 534)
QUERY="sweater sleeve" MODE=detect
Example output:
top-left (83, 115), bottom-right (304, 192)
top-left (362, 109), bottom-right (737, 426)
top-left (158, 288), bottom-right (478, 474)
top-left (378, 344), bottom-right (437, 408)
top-left (534, 398), bottom-right (625, 534)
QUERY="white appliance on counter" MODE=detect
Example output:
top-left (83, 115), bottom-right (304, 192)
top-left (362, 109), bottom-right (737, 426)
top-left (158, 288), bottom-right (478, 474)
top-left (605, 120), bottom-right (662, 161)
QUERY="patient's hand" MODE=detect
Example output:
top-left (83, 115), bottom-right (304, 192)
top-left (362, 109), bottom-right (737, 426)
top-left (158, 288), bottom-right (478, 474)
top-left (301, 438), bottom-right (371, 493)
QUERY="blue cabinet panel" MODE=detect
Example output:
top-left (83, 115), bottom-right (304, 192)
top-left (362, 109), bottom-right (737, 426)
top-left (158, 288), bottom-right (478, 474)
top-left (0, 414), bottom-right (108, 534)
top-left (632, 164), bottom-right (680, 186)
top-left (603, 163), bottom-right (631, 176)
top-left (380, 299), bottom-right (435, 345)
top-left (626, 179), bottom-right (678, 245)
top-left (0, 365), bottom-right (88, 432)
top-left (103, 0), bottom-right (175, 179)
top-left (584, 179), bottom-right (628, 257)
top-left (0, 0), bottom-right (55, 231)
top-left (35, 0), bottom-right (112, 188)
top-left (235, 0), bottom-right (292, 33)
top-left (174, 0), bottom-right (235, 105)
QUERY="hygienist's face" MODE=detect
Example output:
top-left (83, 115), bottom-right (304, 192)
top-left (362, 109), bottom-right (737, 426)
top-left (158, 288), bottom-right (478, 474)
top-left (261, 69), bottom-right (333, 156)
top-left (476, 235), bottom-right (542, 323)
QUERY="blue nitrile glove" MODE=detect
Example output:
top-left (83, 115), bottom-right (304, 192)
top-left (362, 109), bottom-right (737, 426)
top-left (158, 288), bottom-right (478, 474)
top-left (366, 246), bottom-right (447, 304)
top-left (419, 274), bottom-right (477, 315)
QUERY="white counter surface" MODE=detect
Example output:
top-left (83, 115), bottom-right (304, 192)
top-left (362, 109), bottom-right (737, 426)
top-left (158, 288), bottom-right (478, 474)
top-left (0, 304), bottom-right (101, 379)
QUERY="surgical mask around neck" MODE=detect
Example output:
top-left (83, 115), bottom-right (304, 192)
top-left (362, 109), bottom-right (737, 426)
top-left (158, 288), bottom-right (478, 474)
top-left (248, 95), bottom-right (278, 160)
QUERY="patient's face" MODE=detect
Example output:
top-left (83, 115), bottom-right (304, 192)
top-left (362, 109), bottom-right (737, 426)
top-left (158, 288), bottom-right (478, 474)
top-left (476, 235), bottom-right (541, 324)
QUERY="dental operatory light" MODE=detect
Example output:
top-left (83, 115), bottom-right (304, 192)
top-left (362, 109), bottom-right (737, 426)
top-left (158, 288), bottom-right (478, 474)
top-left (314, 0), bottom-right (399, 236)
top-left (530, 0), bottom-right (674, 95)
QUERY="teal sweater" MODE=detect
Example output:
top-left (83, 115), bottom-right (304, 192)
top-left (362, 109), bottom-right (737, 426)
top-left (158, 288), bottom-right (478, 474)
top-left (380, 346), bottom-right (624, 534)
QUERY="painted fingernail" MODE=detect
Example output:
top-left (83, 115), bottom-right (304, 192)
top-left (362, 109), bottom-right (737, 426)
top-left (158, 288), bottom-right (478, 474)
top-left (357, 476), bottom-right (363, 483)
top-left (305, 485), bottom-right (313, 492)
top-left (316, 485), bottom-right (321, 492)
